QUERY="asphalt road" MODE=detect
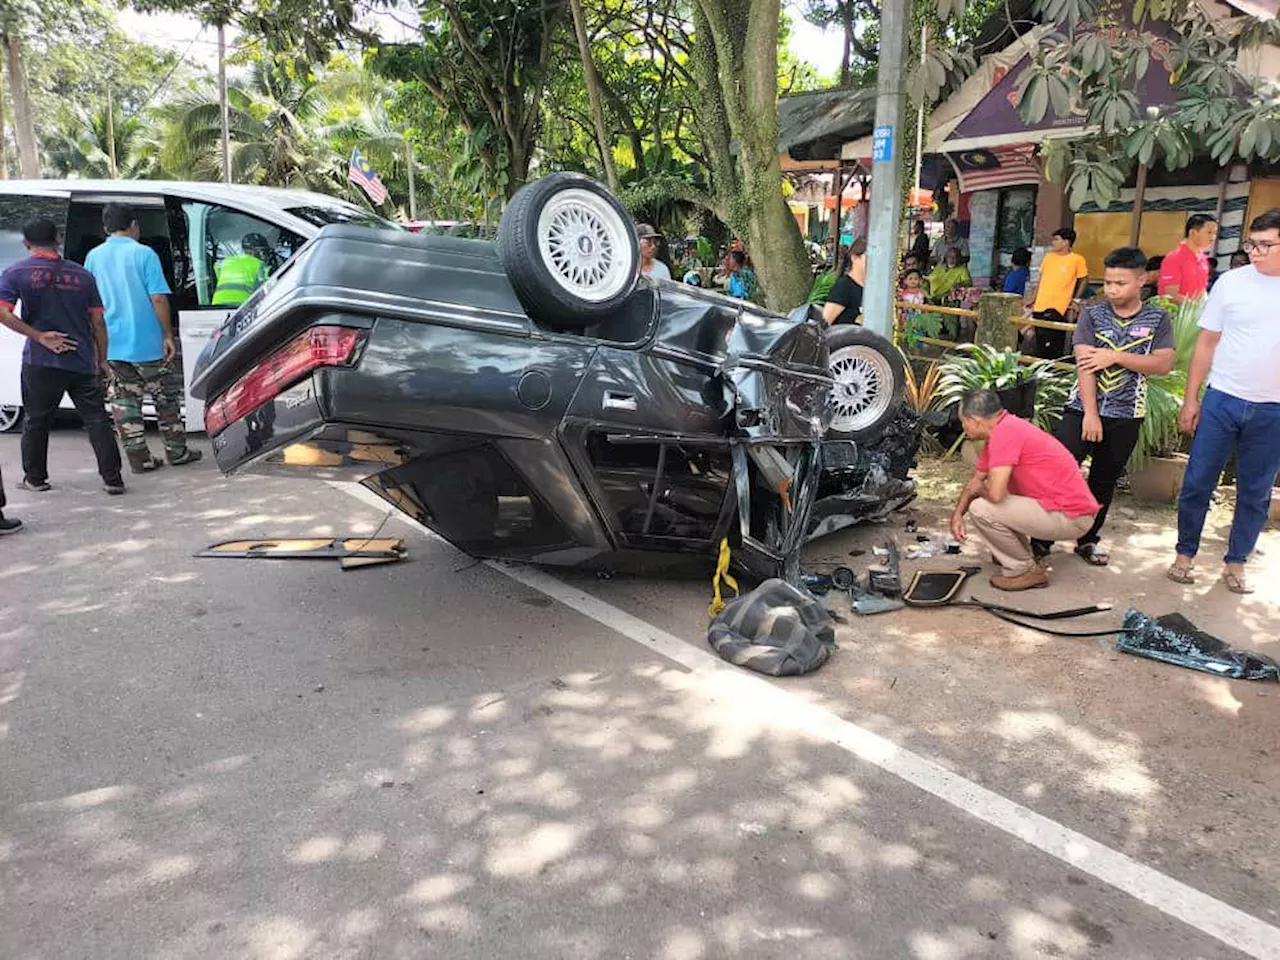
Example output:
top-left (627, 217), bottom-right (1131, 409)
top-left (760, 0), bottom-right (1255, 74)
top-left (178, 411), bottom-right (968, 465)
top-left (0, 432), bottom-right (1275, 960)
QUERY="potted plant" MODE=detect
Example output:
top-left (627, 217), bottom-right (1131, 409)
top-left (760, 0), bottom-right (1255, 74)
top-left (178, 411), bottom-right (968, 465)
top-left (934, 344), bottom-right (1072, 459)
top-left (898, 350), bottom-right (948, 454)
top-left (1127, 296), bottom-right (1201, 502)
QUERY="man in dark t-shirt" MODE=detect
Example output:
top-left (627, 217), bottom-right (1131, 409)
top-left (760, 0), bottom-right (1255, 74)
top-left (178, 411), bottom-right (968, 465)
top-left (822, 237), bottom-right (866, 325)
top-left (0, 218), bottom-right (124, 494)
top-left (1031, 247), bottom-right (1175, 566)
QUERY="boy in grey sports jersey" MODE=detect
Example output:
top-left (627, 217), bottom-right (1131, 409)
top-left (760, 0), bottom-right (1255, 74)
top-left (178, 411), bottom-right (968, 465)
top-left (1033, 247), bottom-right (1176, 566)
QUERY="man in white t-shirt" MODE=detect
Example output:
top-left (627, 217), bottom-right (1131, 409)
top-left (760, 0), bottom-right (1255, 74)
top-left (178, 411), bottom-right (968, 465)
top-left (636, 223), bottom-right (672, 281)
top-left (1169, 208), bottom-right (1280, 594)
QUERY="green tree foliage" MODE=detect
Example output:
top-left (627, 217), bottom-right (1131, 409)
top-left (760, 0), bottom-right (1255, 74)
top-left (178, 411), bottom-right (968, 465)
top-left (1004, 0), bottom-right (1280, 209)
top-left (369, 0), bottom-right (567, 199)
top-left (129, 0), bottom-right (386, 62)
top-left (43, 106), bottom-right (162, 180)
top-left (156, 58), bottom-right (340, 185)
top-left (27, 22), bottom-right (188, 179)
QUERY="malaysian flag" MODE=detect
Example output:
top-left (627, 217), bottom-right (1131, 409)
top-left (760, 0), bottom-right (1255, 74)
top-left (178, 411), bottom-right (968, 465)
top-left (348, 148), bottom-right (388, 205)
top-left (949, 143), bottom-right (1041, 193)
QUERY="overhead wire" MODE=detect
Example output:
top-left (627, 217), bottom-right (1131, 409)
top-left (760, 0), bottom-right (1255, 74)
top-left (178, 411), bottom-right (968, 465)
top-left (124, 25), bottom-right (208, 123)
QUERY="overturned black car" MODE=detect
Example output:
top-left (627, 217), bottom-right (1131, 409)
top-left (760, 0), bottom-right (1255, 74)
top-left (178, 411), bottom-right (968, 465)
top-left (191, 174), bottom-right (916, 580)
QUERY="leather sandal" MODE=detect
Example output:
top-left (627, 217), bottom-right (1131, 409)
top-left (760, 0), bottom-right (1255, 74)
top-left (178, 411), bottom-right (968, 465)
top-left (1166, 561), bottom-right (1195, 584)
top-left (1222, 571), bottom-right (1254, 595)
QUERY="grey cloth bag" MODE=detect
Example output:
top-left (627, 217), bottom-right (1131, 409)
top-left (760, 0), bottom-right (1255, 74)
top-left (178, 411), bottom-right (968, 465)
top-left (708, 578), bottom-right (836, 677)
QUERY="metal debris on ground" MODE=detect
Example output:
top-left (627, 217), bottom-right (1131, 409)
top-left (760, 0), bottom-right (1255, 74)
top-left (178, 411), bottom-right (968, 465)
top-left (867, 540), bottom-right (902, 597)
top-left (197, 537), bottom-right (407, 570)
top-left (1117, 611), bottom-right (1280, 682)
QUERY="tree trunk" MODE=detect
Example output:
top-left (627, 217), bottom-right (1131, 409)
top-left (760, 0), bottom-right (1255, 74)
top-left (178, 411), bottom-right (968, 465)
top-left (975, 293), bottom-right (1021, 352)
top-left (692, 0), bottom-right (811, 311)
top-left (0, 44), bottom-right (8, 179)
top-left (4, 32), bottom-right (39, 178)
top-left (217, 23), bottom-right (231, 184)
top-left (841, 10), bottom-right (853, 86)
top-left (567, 0), bottom-right (618, 192)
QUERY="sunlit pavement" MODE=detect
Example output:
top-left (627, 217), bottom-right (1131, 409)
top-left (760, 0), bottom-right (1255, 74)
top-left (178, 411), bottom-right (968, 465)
top-left (0, 431), bottom-right (1275, 959)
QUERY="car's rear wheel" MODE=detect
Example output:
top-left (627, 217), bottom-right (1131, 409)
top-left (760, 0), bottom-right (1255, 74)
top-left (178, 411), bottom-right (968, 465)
top-left (826, 326), bottom-right (904, 442)
top-left (497, 173), bottom-right (640, 329)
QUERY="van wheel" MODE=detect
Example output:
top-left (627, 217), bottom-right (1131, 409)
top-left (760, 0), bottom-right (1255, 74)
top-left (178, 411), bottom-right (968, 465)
top-left (826, 326), bottom-right (903, 442)
top-left (497, 173), bottom-right (640, 329)
top-left (0, 405), bottom-right (22, 433)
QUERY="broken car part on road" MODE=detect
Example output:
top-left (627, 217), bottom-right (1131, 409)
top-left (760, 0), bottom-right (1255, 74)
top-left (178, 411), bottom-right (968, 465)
top-left (198, 537), bottom-right (407, 570)
top-left (192, 173), bottom-right (914, 584)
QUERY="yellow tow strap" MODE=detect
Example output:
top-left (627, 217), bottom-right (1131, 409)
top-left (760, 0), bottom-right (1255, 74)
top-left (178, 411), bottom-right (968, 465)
top-left (707, 537), bottom-right (740, 619)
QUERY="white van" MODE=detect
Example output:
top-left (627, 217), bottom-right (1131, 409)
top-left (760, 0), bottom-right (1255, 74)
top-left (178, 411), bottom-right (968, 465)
top-left (0, 180), bottom-right (401, 432)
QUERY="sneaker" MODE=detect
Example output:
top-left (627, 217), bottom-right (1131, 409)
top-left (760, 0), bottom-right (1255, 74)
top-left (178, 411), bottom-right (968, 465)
top-left (167, 449), bottom-right (203, 466)
top-left (103, 479), bottom-right (126, 495)
top-left (17, 478), bottom-right (51, 492)
top-left (0, 515), bottom-right (23, 535)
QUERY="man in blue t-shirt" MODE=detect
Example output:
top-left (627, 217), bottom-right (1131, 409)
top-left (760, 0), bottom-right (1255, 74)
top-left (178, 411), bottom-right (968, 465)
top-left (0, 218), bottom-right (124, 497)
top-left (85, 202), bottom-right (199, 473)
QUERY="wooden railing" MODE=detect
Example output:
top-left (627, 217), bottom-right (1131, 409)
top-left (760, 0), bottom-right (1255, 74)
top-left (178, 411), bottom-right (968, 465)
top-left (895, 297), bottom-right (1077, 373)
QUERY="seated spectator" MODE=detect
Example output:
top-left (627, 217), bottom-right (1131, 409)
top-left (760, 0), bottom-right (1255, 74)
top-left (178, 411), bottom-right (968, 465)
top-left (1003, 248), bottom-right (1031, 296)
top-left (928, 246), bottom-right (972, 303)
top-left (899, 268), bottom-right (925, 305)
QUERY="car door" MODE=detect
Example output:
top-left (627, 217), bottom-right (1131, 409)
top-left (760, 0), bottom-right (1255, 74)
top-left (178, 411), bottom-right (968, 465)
top-left (0, 189), bottom-right (71, 429)
top-left (165, 197), bottom-right (306, 432)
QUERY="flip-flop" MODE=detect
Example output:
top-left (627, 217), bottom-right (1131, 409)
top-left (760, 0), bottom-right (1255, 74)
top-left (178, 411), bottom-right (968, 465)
top-left (1074, 544), bottom-right (1109, 566)
top-left (1222, 571), bottom-right (1254, 595)
top-left (1166, 561), bottom-right (1195, 584)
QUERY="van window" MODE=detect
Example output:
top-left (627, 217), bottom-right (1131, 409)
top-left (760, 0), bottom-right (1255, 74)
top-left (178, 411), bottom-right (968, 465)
top-left (0, 195), bottom-right (70, 270)
top-left (170, 200), bottom-right (305, 309)
top-left (65, 200), bottom-right (173, 277)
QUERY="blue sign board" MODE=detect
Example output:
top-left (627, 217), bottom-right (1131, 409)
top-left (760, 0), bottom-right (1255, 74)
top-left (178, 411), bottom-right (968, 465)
top-left (872, 125), bottom-right (894, 163)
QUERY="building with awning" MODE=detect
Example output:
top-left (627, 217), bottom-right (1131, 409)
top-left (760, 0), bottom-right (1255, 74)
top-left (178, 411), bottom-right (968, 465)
top-left (837, 0), bottom-right (1280, 289)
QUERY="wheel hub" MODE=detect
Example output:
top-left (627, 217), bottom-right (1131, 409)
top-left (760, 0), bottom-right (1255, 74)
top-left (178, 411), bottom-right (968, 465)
top-left (829, 345), bottom-right (893, 433)
top-left (547, 205), bottom-right (614, 289)
top-left (535, 188), bottom-right (634, 303)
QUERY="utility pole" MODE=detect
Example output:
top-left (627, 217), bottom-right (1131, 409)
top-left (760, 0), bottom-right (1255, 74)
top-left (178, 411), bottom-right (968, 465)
top-left (105, 79), bottom-right (118, 179)
top-left (217, 22), bottom-right (231, 184)
top-left (861, 0), bottom-right (909, 339)
top-left (405, 138), bottom-right (417, 221)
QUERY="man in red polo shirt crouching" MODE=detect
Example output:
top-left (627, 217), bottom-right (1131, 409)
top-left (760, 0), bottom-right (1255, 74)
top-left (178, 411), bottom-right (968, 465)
top-left (950, 389), bottom-right (1100, 591)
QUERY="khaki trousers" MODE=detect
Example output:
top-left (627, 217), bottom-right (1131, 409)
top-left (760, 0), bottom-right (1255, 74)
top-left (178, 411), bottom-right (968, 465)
top-left (967, 496), bottom-right (1095, 576)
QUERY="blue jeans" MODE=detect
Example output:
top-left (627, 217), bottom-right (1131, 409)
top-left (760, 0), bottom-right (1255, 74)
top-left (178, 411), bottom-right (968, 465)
top-left (1176, 387), bottom-right (1280, 564)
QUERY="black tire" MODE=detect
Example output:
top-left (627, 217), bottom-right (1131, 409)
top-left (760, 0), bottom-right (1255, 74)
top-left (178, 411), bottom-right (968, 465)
top-left (825, 325), bottom-right (904, 442)
top-left (497, 173), bottom-right (640, 329)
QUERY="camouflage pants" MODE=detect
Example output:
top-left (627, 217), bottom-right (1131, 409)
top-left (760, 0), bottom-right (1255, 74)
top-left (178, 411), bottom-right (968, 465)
top-left (107, 359), bottom-right (189, 465)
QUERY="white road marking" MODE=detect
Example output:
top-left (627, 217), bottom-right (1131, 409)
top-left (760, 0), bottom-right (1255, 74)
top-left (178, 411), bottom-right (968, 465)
top-left (332, 480), bottom-right (1280, 960)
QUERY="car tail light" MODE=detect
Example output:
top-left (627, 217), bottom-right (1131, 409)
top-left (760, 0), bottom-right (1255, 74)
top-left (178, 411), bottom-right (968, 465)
top-left (205, 325), bottom-right (366, 436)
